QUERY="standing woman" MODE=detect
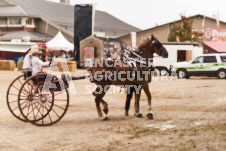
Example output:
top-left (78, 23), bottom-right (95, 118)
top-left (31, 45), bottom-right (50, 75)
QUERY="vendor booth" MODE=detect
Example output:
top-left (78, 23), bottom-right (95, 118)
top-left (80, 36), bottom-right (122, 67)
top-left (80, 36), bottom-right (103, 67)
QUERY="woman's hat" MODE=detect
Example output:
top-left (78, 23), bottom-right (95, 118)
top-left (32, 51), bottom-right (43, 55)
top-left (29, 45), bottom-right (43, 55)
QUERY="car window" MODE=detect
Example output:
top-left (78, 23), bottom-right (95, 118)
top-left (220, 56), bottom-right (226, 62)
top-left (203, 56), bottom-right (217, 63)
top-left (192, 56), bottom-right (204, 63)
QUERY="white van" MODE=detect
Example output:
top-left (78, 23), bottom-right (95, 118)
top-left (153, 42), bottom-right (203, 75)
top-left (171, 53), bottom-right (226, 79)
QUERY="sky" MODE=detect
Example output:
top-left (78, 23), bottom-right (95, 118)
top-left (48, 0), bottom-right (226, 30)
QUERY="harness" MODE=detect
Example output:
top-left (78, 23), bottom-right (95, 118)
top-left (121, 47), bottom-right (154, 84)
top-left (121, 47), bottom-right (152, 71)
top-left (90, 48), bottom-right (154, 84)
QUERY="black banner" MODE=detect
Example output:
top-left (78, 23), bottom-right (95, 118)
top-left (73, 5), bottom-right (93, 67)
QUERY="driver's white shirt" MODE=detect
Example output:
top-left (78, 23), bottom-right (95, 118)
top-left (22, 54), bottom-right (32, 70)
top-left (31, 56), bottom-right (49, 75)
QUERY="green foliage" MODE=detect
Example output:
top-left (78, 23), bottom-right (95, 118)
top-left (168, 16), bottom-right (198, 42)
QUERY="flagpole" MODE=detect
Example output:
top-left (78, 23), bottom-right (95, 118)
top-left (216, 10), bottom-right (220, 28)
top-left (202, 11), bottom-right (205, 28)
top-left (45, 21), bottom-right (48, 41)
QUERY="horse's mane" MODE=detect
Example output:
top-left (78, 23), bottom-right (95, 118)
top-left (136, 37), bottom-right (151, 52)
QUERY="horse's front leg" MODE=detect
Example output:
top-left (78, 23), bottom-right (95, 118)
top-left (100, 84), bottom-right (110, 120)
top-left (93, 85), bottom-right (105, 119)
top-left (100, 99), bottom-right (109, 120)
top-left (93, 85), bottom-right (110, 120)
top-left (94, 96), bottom-right (102, 118)
top-left (143, 84), bottom-right (153, 119)
top-left (134, 86), bottom-right (143, 118)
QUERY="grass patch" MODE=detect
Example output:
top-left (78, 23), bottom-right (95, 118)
top-left (126, 127), bottom-right (160, 139)
top-left (125, 122), bottom-right (226, 149)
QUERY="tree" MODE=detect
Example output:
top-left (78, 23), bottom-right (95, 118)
top-left (168, 16), bottom-right (198, 42)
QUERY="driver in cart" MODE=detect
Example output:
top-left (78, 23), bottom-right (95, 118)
top-left (30, 45), bottom-right (49, 75)
top-left (22, 45), bottom-right (37, 78)
top-left (22, 45), bottom-right (50, 94)
top-left (23, 45), bottom-right (50, 76)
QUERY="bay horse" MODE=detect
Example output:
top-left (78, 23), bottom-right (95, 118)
top-left (89, 35), bottom-right (168, 120)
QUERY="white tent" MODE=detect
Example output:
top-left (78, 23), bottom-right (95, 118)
top-left (46, 31), bottom-right (74, 52)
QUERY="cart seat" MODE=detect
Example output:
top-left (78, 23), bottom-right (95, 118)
top-left (21, 69), bottom-right (32, 80)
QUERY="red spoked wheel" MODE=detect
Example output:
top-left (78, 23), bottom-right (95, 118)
top-left (6, 75), bottom-right (27, 122)
top-left (18, 73), bottom-right (69, 126)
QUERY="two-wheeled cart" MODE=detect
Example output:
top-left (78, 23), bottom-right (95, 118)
top-left (7, 71), bottom-right (85, 126)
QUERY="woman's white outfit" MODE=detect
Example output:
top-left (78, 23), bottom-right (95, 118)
top-left (22, 54), bottom-right (32, 70)
top-left (31, 56), bottom-right (49, 75)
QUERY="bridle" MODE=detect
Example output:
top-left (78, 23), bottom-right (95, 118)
top-left (154, 39), bottom-right (165, 56)
top-left (139, 38), bottom-right (165, 57)
top-left (158, 47), bottom-right (165, 57)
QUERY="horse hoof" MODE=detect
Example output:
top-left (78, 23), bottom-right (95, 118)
top-left (125, 112), bottom-right (129, 116)
top-left (137, 113), bottom-right (144, 118)
top-left (147, 113), bottom-right (154, 119)
top-left (103, 117), bottom-right (109, 121)
top-left (103, 108), bottom-right (108, 114)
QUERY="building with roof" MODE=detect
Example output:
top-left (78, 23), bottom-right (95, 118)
top-left (119, 14), bottom-right (226, 48)
top-left (0, 0), bottom-right (140, 61)
top-left (0, 0), bottom-right (140, 43)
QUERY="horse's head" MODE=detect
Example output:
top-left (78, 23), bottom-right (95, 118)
top-left (137, 35), bottom-right (168, 58)
top-left (150, 35), bottom-right (168, 58)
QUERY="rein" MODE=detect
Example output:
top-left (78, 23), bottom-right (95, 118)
top-left (159, 48), bottom-right (165, 57)
top-left (121, 43), bottom-right (154, 72)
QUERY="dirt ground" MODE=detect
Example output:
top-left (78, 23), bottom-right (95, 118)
top-left (0, 70), bottom-right (226, 151)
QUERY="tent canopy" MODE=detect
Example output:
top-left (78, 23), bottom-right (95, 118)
top-left (0, 42), bottom-right (36, 53)
top-left (0, 45), bottom-right (30, 53)
top-left (46, 31), bottom-right (74, 52)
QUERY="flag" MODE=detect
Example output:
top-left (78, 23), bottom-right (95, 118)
top-left (202, 12), bottom-right (205, 28)
top-left (176, 36), bottom-right (180, 42)
top-left (216, 10), bottom-right (220, 27)
top-left (45, 21), bottom-right (48, 41)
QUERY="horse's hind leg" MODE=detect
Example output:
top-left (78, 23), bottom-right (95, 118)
top-left (143, 84), bottom-right (153, 119)
top-left (125, 87), bottom-right (135, 116)
top-left (134, 87), bottom-right (143, 118)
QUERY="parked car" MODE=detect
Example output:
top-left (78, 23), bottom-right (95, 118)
top-left (153, 42), bottom-right (203, 76)
top-left (171, 53), bottom-right (226, 79)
